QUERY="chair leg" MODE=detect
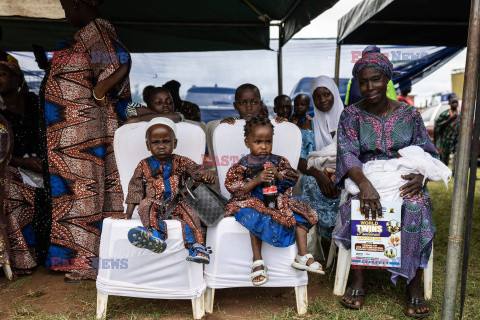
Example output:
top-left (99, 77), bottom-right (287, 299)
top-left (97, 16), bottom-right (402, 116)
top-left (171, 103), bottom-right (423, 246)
top-left (295, 285), bottom-right (308, 315)
top-left (326, 241), bottom-right (336, 269)
top-left (191, 293), bottom-right (205, 319)
top-left (96, 290), bottom-right (108, 320)
top-left (205, 287), bottom-right (215, 314)
top-left (3, 263), bottom-right (13, 280)
top-left (424, 246), bottom-right (434, 300)
top-left (333, 246), bottom-right (351, 296)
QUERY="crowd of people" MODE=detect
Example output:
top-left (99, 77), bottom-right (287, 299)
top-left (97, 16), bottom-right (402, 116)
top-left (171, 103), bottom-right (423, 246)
top-left (0, 0), bottom-right (461, 318)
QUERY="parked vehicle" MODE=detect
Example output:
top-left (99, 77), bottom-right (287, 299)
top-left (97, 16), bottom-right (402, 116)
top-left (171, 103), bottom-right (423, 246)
top-left (289, 77), bottom-right (349, 117)
top-left (185, 85), bottom-right (237, 123)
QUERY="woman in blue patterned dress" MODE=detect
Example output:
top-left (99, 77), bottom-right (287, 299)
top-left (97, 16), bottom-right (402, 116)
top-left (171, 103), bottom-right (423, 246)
top-left (334, 52), bottom-right (436, 317)
top-left (298, 76), bottom-right (342, 249)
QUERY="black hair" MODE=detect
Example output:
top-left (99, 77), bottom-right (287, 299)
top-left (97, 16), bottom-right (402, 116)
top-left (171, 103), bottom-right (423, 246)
top-left (235, 83), bottom-right (261, 101)
top-left (274, 94), bottom-right (291, 106)
top-left (143, 86), bottom-right (171, 106)
top-left (294, 93), bottom-right (310, 103)
top-left (244, 116), bottom-right (274, 138)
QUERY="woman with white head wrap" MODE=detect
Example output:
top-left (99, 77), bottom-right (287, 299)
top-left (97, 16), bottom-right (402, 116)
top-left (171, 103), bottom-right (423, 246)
top-left (309, 76), bottom-right (344, 151)
top-left (297, 76), bottom-right (343, 259)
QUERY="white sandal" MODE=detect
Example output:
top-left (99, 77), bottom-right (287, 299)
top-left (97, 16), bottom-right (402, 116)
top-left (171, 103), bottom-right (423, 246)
top-left (251, 260), bottom-right (268, 286)
top-left (291, 253), bottom-right (325, 275)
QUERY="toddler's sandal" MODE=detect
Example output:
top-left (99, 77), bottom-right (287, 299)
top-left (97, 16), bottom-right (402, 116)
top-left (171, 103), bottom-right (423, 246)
top-left (128, 226), bottom-right (167, 253)
top-left (291, 253), bottom-right (325, 275)
top-left (251, 260), bottom-right (268, 286)
top-left (186, 243), bottom-right (212, 264)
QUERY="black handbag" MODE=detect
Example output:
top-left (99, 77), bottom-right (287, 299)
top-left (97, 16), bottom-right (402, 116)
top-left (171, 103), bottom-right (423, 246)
top-left (182, 180), bottom-right (229, 227)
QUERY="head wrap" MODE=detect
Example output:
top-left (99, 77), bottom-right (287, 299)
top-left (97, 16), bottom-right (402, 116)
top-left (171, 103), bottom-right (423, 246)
top-left (309, 76), bottom-right (344, 151)
top-left (447, 93), bottom-right (459, 101)
top-left (146, 117), bottom-right (177, 139)
top-left (362, 45), bottom-right (381, 55)
top-left (352, 52), bottom-right (393, 80)
top-left (0, 61), bottom-right (23, 87)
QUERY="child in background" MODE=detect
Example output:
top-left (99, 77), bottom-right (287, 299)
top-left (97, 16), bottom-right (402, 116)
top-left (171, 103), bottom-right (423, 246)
top-left (273, 95), bottom-right (292, 121)
top-left (290, 94), bottom-right (312, 130)
top-left (224, 116), bottom-right (323, 286)
top-left (125, 86), bottom-right (184, 123)
top-left (206, 83), bottom-right (263, 158)
top-left (115, 118), bottom-right (215, 264)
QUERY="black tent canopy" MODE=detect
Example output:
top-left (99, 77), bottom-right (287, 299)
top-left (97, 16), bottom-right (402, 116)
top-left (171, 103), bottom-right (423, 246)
top-left (0, 0), bottom-right (337, 52)
top-left (337, 0), bottom-right (470, 46)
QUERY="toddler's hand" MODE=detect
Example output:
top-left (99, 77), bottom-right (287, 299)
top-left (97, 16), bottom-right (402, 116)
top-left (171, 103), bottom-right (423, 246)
top-left (202, 171), bottom-right (215, 184)
top-left (256, 169), bottom-right (275, 184)
top-left (110, 212), bottom-right (131, 220)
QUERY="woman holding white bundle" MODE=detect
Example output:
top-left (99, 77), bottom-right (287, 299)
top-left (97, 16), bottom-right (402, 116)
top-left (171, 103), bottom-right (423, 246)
top-left (334, 51), bottom-right (448, 317)
top-left (297, 76), bottom-right (343, 257)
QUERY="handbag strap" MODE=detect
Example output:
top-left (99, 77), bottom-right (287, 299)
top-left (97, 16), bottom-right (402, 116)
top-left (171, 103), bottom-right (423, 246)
top-left (161, 194), bottom-right (180, 220)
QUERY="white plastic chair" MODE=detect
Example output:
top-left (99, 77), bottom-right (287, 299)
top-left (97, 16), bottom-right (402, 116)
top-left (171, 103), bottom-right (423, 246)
top-left (204, 120), bottom-right (309, 315)
top-left (330, 230), bottom-right (433, 300)
top-left (96, 121), bottom-right (207, 319)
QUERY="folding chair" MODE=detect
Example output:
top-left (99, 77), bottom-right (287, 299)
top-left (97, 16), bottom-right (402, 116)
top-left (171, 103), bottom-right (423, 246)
top-left (96, 121), bottom-right (207, 319)
top-left (204, 120), bottom-right (309, 315)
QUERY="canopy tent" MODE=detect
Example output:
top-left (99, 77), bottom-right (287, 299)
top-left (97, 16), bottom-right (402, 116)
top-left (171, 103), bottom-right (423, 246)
top-left (336, 1), bottom-right (480, 319)
top-left (0, 0), bottom-right (337, 52)
top-left (337, 0), bottom-right (470, 46)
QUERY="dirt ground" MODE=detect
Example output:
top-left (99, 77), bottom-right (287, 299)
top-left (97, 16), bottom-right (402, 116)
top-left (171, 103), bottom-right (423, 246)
top-left (0, 267), bottom-right (341, 320)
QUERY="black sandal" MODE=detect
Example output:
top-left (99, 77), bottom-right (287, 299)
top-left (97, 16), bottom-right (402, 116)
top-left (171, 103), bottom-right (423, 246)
top-left (340, 287), bottom-right (365, 310)
top-left (405, 296), bottom-right (430, 318)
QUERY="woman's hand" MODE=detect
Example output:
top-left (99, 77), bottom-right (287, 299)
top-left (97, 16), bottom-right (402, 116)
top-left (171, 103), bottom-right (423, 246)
top-left (110, 212), bottom-right (131, 220)
top-left (400, 173), bottom-right (424, 198)
top-left (358, 180), bottom-right (382, 220)
top-left (220, 117), bottom-right (236, 124)
top-left (315, 171), bottom-right (337, 199)
top-left (275, 117), bottom-right (288, 123)
top-left (202, 171), bottom-right (215, 184)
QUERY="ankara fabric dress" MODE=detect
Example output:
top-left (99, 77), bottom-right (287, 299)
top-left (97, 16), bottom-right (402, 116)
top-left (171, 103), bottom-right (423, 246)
top-left (225, 155), bottom-right (317, 247)
top-left (126, 155), bottom-right (209, 246)
top-left (1, 93), bottom-right (50, 270)
top-left (333, 103), bottom-right (438, 284)
top-left (43, 18), bottom-right (131, 278)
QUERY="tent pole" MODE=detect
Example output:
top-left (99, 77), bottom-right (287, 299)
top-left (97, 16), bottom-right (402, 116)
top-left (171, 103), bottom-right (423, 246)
top-left (442, 0), bottom-right (480, 319)
top-left (459, 68), bottom-right (480, 320)
top-left (278, 25), bottom-right (284, 95)
top-left (334, 43), bottom-right (341, 85)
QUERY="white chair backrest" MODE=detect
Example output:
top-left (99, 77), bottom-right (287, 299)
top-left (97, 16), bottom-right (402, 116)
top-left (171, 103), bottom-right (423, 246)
top-left (113, 121), bottom-right (206, 203)
top-left (212, 120), bottom-right (301, 198)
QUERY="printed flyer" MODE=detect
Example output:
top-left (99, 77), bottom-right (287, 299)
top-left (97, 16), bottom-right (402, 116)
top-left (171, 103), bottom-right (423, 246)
top-left (351, 200), bottom-right (402, 268)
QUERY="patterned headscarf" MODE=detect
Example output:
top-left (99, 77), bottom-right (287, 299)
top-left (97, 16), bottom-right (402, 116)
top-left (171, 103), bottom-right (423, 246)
top-left (352, 52), bottom-right (393, 80)
top-left (0, 61), bottom-right (23, 87)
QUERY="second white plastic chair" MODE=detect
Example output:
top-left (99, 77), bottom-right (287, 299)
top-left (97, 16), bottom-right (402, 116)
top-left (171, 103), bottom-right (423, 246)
top-left (204, 120), bottom-right (309, 315)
